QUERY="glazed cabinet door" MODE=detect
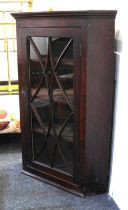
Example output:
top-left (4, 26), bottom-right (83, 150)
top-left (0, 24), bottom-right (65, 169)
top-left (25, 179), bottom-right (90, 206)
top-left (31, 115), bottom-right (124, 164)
top-left (20, 27), bottom-right (81, 181)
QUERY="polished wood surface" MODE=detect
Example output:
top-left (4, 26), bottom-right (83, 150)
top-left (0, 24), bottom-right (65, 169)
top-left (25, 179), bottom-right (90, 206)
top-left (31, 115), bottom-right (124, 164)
top-left (12, 10), bottom-right (117, 196)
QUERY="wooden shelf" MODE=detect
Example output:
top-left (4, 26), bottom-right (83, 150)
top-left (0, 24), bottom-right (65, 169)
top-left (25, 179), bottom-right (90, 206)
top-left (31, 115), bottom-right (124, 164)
top-left (33, 126), bottom-right (73, 142)
top-left (31, 88), bottom-right (73, 104)
top-left (30, 57), bottom-right (74, 68)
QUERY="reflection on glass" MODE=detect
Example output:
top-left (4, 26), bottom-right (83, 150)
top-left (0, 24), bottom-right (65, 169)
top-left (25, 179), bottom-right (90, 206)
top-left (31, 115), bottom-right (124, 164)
top-left (28, 36), bottom-right (74, 175)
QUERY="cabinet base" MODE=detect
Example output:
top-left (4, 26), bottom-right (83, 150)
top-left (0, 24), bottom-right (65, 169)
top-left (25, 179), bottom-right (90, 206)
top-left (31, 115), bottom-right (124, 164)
top-left (22, 167), bottom-right (85, 197)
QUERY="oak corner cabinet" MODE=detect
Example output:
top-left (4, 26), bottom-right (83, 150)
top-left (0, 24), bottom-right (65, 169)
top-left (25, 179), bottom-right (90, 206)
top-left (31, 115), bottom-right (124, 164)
top-left (12, 10), bottom-right (117, 197)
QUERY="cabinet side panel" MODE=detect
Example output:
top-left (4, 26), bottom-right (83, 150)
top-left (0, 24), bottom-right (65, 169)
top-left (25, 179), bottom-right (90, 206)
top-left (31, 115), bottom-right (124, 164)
top-left (85, 18), bottom-right (115, 191)
top-left (16, 25), bottom-right (29, 165)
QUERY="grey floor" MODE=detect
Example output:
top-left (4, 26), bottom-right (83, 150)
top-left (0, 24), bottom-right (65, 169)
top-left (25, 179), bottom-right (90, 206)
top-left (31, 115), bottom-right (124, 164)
top-left (0, 141), bottom-right (120, 210)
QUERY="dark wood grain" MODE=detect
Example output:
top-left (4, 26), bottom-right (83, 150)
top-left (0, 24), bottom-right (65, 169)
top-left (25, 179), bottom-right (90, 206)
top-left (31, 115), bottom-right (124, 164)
top-left (12, 10), bottom-right (117, 196)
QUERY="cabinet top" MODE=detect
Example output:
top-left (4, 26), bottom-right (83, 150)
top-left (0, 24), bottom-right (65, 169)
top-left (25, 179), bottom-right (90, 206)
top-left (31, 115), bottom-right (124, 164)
top-left (12, 10), bottom-right (117, 19)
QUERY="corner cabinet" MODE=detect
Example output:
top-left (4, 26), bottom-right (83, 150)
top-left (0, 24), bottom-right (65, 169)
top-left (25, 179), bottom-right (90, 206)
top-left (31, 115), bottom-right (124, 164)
top-left (12, 11), bottom-right (117, 197)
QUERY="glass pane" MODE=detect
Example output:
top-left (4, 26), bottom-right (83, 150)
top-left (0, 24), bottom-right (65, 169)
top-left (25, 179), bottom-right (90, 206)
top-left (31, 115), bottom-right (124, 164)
top-left (29, 36), bottom-right (74, 175)
top-left (0, 40), bottom-right (5, 51)
top-left (0, 52), bottom-right (8, 81)
top-left (0, 26), bottom-right (5, 39)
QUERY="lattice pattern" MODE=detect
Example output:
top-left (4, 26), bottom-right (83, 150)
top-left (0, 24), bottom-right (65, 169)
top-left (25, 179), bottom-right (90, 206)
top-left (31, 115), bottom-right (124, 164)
top-left (28, 37), bottom-right (74, 174)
